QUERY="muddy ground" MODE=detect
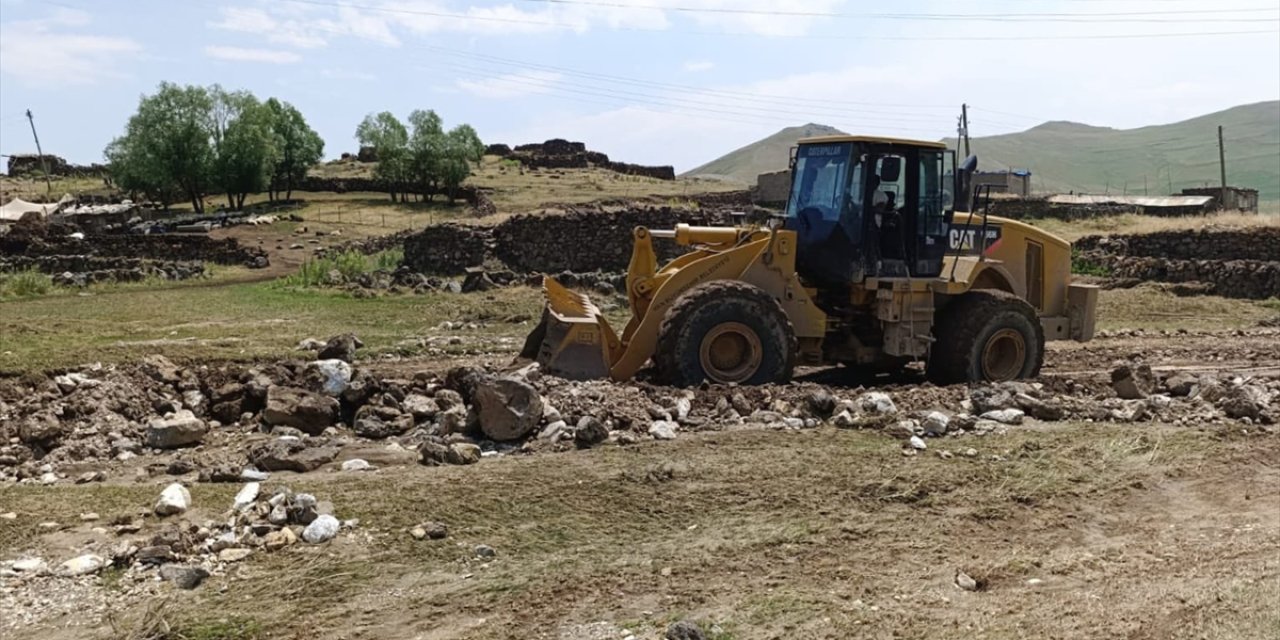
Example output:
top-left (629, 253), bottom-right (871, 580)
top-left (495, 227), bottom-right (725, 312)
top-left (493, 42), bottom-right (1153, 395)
top-left (1, 326), bottom-right (1278, 640)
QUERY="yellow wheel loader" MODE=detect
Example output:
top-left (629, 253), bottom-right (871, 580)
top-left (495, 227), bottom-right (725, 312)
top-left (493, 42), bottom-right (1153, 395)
top-left (520, 135), bottom-right (1098, 386)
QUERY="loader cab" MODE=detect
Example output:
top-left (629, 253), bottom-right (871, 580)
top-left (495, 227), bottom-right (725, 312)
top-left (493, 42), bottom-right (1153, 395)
top-left (785, 136), bottom-right (957, 286)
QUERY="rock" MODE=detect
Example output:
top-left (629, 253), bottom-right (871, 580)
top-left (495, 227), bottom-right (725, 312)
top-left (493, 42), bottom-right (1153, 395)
top-left (409, 526), bottom-right (428, 540)
top-left (12, 557), bottom-right (46, 573)
top-left (317, 333), bottom-right (363, 363)
top-left (145, 410), bottom-right (207, 449)
top-left (250, 439), bottom-right (340, 473)
top-left (449, 443), bottom-right (481, 465)
top-left (909, 435), bottom-right (927, 450)
top-left (218, 548), bottom-right (253, 563)
top-left (574, 416), bottom-right (608, 448)
top-left (730, 393), bottom-right (753, 416)
top-left (831, 410), bottom-right (858, 429)
top-left (461, 268), bottom-right (497, 292)
top-left (472, 377), bottom-right (544, 441)
top-left (140, 355), bottom-right (182, 385)
top-left (341, 459), bottom-right (375, 472)
top-left (884, 420), bottom-right (918, 439)
top-left (955, 569), bottom-right (979, 592)
top-left (354, 416), bottom-right (411, 439)
top-left (160, 564), bottom-right (209, 590)
top-left (666, 621), bottom-right (706, 640)
top-left (980, 408), bottom-right (1025, 425)
top-left (1111, 363), bottom-right (1156, 399)
top-left (538, 420), bottom-right (568, 440)
top-left (1220, 385), bottom-right (1271, 421)
top-left (135, 545), bottom-right (175, 565)
top-left (76, 471), bottom-right (105, 484)
top-left (1014, 393), bottom-right (1064, 421)
top-left (263, 527), bottom-right (297, 550)
top-left (674, 396), bottom-right (692, 421)
top-left (969, 386), bottom-right (1016, 413)
top-left (154, 483), bottom-right (191, 516)
top-left (262, 386), bottom-right (340, 435)
top-left (649, 421), bottom-right (678, 440)
top-left (422, 521), bottom-right (447, 540)
top-left (1164, 373), bottom-right (1198, 397)
top-left (805, 390), bottom-right (837, 418)
top-left (297, 338), bottom-right (326, 352)
top-left (858, 392), bottom-right (897, 415)
top-left (241, 467), bottom-right (270, 481)
top-left (305, 359), bottom-right (353, 396)
top-left (232, 482), bottom-right (260, 511)
top-left (56, 554), bottom-right (106, 577)
top-left (474, 544), bottom-right (496, 559)
top-left (921, 411), bottom-right (950, 436)
top-left (402, 394), bottom-right (439, 422)
top-left (302, 514), bottom-right (340, 543)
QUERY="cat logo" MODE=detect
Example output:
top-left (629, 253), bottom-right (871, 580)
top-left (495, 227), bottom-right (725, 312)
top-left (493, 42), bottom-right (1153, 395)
top-left (948, 224), bottom-right (1003, 255)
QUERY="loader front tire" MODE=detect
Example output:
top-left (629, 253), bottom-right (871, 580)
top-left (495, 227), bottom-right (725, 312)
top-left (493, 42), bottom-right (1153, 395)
top-left (655, 281), bottom-right (795, 387)
top-left (927, 290), bottom-right (1044, 385)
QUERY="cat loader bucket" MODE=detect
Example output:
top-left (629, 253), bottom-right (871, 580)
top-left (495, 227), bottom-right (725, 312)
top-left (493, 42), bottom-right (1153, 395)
top-left (517, 276), bottom-right (621, 380)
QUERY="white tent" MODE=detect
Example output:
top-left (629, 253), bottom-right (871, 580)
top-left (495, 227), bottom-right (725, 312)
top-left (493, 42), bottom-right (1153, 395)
top-left (0, 195), bottom-right (73, 222)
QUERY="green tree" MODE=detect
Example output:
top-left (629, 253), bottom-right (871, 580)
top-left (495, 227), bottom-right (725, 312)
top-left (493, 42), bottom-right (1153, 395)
top-left (105, 82), bottom-right (214, 212)
top-left (406, 109), bottom-right (445, 202)
top-left (209, 86), bottom-right (278, 210)
top-left (356, 112), bottom-right (410, 202)
top-left (439, 124), bottom-right (485, 201)
top-left (265, 98), bottom-right (324, 202)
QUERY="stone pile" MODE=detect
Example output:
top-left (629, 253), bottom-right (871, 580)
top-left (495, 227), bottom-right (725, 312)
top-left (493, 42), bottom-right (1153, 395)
top-left (1076, 228), bottom-right (1280, 262)
top-left (0, 255), bottom-right (207, 286)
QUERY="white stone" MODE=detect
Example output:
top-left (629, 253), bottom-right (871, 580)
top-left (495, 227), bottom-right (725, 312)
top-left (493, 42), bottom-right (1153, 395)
top-left (858, 392), bottom-right (897, 415)
top-left (954, 570), bottom-right (978, 591)
top-left (341, 459), bottom-right (375, 472)
top-left (922, 411), bottom-right (950, 436)
top-left (232, 482), bottom-right (260, 511)
top-left (218, 548), bottom-right (253, 563)
top-left (56, 554), bottom-right (105, 577)
top-left (980, 408), bottom-right (1025, 425)
top-left (648, 421), bottom-right (678, 440)
top-left (909, 435), bottom-right (927, 450)
top-left (302, 514), bottom-right (340, 543)
top-left (674, 396), bottom-right (692, 421)
top-left (307, 359), bottom-right (353, 396)
top-left (831, 410), bottom-right (857, 429)
top-left (154, 483), bottom-right (191, 516)
top-left (12, 557), bottom-right (46, 573)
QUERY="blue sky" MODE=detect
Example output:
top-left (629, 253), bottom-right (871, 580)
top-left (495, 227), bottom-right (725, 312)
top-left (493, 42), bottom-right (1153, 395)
top-left (1, 0), bottom-right (1277, 172)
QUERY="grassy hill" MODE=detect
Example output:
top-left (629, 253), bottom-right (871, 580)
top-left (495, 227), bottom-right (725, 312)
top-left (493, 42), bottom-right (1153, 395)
top-left (681, 123), bottom-right (845, 182)
top-left (684, 102), bottom-right (1280, 200)
top-left (949, 101), bottom-right (1280, 201)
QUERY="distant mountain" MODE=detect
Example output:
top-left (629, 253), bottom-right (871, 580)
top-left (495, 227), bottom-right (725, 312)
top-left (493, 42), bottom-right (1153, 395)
top-left (683, 102), bottom-right (1280, 201)
top-left (946, 101), bottom-right (1280, 201)
top-left (681, 123), bottom-right (846, 182)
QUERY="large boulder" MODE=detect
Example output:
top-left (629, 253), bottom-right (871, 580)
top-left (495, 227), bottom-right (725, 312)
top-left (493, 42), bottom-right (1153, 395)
top-left (1111, 364), bottom-right (1155, 400)
top-left (249, 438), bottom-right (340, 472)
top-left (472, 377), bottom-right (544, 441)
top-left (303, 359), bottom-right (353, 396)
top-left (318, 333), bottom-right (363, 363)
top-left (262, 386), bottom-right (339, 435)
top-left (145, 410), bottom-right (208, 449)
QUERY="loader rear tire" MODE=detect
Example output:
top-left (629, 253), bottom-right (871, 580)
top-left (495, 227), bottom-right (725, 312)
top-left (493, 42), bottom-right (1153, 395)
top-left (655, 280), bottom-right (796, 387)
top-left (927, 290), bottom-right (1044, 385)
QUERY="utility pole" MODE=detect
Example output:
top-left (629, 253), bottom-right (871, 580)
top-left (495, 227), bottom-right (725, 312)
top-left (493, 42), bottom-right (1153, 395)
top-left (25, 109), bottom-right (53, 196)
top-left (961, 103), bottom-right (971, 158)
top-left (1217, 124), bottom-right (1228, 208)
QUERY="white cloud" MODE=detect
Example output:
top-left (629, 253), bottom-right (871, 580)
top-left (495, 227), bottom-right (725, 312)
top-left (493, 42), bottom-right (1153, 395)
top-left (321, 68), bottom-right (377, 82)
top-left (204, 46), bottom-right (302, 64)
top-left (0, 8), bottom-right (141, 85)
top-left (684, 60), bottom-right (715, 72)
top-left (456, 70), bottom-right (562, 98)
top-left (207, 0), bottom-right (837, 45)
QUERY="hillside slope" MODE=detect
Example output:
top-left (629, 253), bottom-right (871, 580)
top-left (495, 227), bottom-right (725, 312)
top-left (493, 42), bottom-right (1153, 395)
top-left (949, 101), bottom-right (1280, 201)
top-left (682, 123), bottom-right (846, 182)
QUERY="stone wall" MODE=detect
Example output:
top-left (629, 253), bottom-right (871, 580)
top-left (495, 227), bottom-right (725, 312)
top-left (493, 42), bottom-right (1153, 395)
top-left (1076, 228), bottom-right (1280, 262)
top-left (1079, 254), bottom-right (1280, 300)
top-left (501, 139), bottom-right (676, 181)
top-left (1075, 228), bottom-right (1280, 300)
top-left (0, 255), bottom-right (206, 284)
top-left (401, 206), bottom-right (735, 275)
top-left (6, 154), bottom-right (108, 178)
top-left (986, 197), bottom-right (1208, 220)
top-left (2, 233), bottom-right (267, 268)
top-left (402, 224), bottom-right (489, 274)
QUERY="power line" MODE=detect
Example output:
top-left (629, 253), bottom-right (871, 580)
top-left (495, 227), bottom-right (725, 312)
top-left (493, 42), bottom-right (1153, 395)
top-left (252, 0), bottom-right (1280, 40)
top-left (511, 0), bottom-right (1279, 22)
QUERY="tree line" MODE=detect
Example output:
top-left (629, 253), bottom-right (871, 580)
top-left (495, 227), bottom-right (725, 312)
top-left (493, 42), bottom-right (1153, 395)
top-left (355, 110), bottom-right (484, 203)
top-left (105, 82), bottom-right (484, 213)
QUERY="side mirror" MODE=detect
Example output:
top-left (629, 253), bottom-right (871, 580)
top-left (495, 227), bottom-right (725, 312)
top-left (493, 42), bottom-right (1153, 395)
top-left (880, 156), bottom-right (901, 182)
top-left (788, 146), bottom-right (798, 170)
